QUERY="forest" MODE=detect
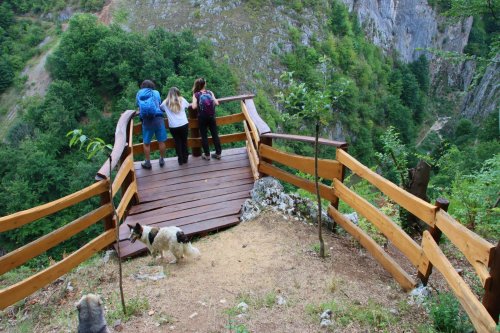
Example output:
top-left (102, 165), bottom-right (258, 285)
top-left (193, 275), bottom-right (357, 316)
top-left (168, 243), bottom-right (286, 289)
top-left (0, 0), bottom-right (498, 277)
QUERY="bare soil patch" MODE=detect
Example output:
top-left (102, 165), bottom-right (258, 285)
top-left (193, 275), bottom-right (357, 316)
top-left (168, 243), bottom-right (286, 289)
top-left (1, 211), bottom-right (432, 332)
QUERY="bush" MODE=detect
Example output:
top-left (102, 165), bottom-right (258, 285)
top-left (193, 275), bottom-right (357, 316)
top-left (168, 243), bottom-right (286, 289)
top-left (428, 292), bottom-right (472, 332)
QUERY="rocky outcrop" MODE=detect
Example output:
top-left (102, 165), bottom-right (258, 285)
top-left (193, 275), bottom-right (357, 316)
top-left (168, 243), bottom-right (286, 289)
top-left (460, 54), bottom-right (500, 120)
top-left (341, 0), bottom-right (472, 63)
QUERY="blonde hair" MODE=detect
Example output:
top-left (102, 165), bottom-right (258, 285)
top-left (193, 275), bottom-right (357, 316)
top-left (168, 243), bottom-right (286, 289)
top-left (166, 87), bottom-right (182, 113)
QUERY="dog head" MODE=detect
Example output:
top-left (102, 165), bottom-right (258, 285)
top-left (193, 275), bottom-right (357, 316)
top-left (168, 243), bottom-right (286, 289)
top-left (127, 223), bottom-right (143, 243)
top-left (75, 294), bottom-right (108, 332)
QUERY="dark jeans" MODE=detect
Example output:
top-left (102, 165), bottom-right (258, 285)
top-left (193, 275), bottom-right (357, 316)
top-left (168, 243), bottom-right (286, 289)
top-left (199, 115), bottom-right (221, 156)
top-left (169, 124), bottom-right (189, 164)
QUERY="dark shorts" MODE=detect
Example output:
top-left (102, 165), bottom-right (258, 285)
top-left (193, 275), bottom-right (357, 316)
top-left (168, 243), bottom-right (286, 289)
top-left (142, 117), bottom-right (167, 144)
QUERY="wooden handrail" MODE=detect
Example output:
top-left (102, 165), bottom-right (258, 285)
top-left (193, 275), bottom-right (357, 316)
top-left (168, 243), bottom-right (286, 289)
top-left (328, 204), bottom-right (416, 291)
top-left (259, 144), bottom-right (343, 181)
top-left (132, 132), bottom-right (247, 155)
top-left (132, 113), bottom-right (246, 135)
top-left (261, 133), bottom-right (348, 149)
top-left (243, 99), bottom-right (271, 136)
top-left (0, 204), bottom-right (113, 275)
top-left (0, 230), bottom-right (115, 310)
top-left (96, 109), bottom-right (136, 180)
top-left (0, 180), bottom-right (109, 232)
top-left (336, 149), bottom-right (437, 226)
top-left (435, 210), bottom-right (495, 287)
top-left (422, 231), bottom-right (497, 332)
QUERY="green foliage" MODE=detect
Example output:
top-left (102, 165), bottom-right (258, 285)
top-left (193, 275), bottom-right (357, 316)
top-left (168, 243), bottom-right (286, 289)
top-left (375, 126), bottom-right (409, 186)
top-left (0, 14), bottom-right (237, 265)
top-left (0, 57), bottom-right (15, 93)
top-left (447, 154), bottom-right (500, 238)
top-left (107, 293), bottom-right (149, 323)
top-left (427, 292), bottom-right (473, 332)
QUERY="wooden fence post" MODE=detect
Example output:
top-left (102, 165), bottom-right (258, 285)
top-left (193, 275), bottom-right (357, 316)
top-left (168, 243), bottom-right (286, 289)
top-left (188, 106), bottom-right (201, 157)
top-left (483, 241), bottom-right (500, 324)
top-left (99, 180), bottom-right (114, 231)
top-left (417, 197), bottom-right (449, 285)
top-left (330, 147), bottom-right (348, 232)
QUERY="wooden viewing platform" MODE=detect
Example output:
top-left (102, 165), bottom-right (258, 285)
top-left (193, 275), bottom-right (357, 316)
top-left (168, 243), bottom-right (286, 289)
top-left (117, 147), bottom-right (254, 258)
top-left (1, 94), bottom-right (498, 331)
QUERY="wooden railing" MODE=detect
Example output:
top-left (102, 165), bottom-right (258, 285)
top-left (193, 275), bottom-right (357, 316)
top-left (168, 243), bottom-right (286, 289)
top-left (0, 109), bottom-right (139, 310)
top-left (255, 136), bottom-right (498, 332)
top-left (0, 94), bottom-right (498, 332)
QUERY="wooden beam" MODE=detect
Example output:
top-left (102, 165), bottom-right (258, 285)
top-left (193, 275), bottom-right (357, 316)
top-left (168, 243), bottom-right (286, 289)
top-left (96, 110), bottom-right (136, 180)
top-left (242, 99), bottom-right (271, 136)
top-left (246, 142), bottom-right (260, 181)
top-left (259, 162), bottom-right (336, 202)
top-left (111, 154), bottom-right (134, 196)
top-left (260, 133), bottom-right (348, 148)
top-left (241, 101), bottom-right (260, 146)
top-left (332, 179), bottom-right (425, 269)
top-left (435, 209), bottom-right (495, 287)
top-left (328, 205), bottom-right (416, 291)
top-left (132, 132), bottom-right (246, 155)
top-left (422, 231), bottom-right (497, 332)
top-left (0, 204), bottom-right (113, 275)
top-left (243, 121), bottom-right (259, 165)
top-left (259, 144), bottom-right (343, 181)
top-left (483, 241), bottom-right (500, 324)
top-left (0, 180), bottom-right (109, 232)
top-left (0, 230), bottom-right (116, 310)
top-left (336, 149), bottom-right (436, 226)
top-left (132, 113), bottom-right (246, 134)
top-left (116, 182), bottom-right (137, 220)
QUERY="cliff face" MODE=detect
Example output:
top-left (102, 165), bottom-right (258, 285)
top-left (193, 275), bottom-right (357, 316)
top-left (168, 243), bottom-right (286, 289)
top-left (460, 55), bottom-right (500, 120)
top-left (341, 0), bottom-right (472, 63)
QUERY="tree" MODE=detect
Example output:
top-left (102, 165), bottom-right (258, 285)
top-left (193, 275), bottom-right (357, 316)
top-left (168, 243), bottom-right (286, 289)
top-left (278, 65), bottom-right (348, 258)
top-left (0, 57), bottom-right (14, 93)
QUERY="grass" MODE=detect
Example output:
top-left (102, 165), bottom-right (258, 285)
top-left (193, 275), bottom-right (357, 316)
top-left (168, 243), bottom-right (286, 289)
top-left (106, 292), bottom-right (149, 323)
top-left (306, 298), bottom-right (398, 330)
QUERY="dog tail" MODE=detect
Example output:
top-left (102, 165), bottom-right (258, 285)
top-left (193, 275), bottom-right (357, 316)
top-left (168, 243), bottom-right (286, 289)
top-left (183, 243), bottom-right (200, 259)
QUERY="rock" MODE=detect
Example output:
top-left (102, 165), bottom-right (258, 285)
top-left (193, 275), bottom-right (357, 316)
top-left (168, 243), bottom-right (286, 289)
top-left (66, 282), bottom-right (73, 292)
top-left (102, 250), bottom-right (115, 264)
top-left (409, 285), bottom-right (432, 305)
top-left (220, 299), bottom-right (227, 304)
top-left (189, 312), bottom-right (198, 319)
top-left (113, 320), bottom-right (123, 332)
top-left (343, 212), bottom-right (359, 225)
top-left (276, 295), bottom-right (287, 306)
top-left (389, 308), bottom-right (398, 315)
top-left (148, 310), bottom-right (155, 316)
top-left (237, 302), bottom-right (249, 312)
top-left (320, 309), bottom-right (332, 320)
top-left (320, 319), bottom-right (332, 328)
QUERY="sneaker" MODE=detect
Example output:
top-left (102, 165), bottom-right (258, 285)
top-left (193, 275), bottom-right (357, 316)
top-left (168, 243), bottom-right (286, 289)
top-left (211, 153), bottom-right (221, 160)
top-left (159, 157), bottom-right (165, 167)
top-left (141, 160), bottom-right (152, 169)
top-left (201, 154), bottom-right (211, 161)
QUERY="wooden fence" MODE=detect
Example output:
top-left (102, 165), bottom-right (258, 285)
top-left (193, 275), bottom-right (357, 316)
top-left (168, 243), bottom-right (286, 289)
top-left (0, 95), bottom-right (498, 332)
top-left (257, 138), bottom-right (499, 332)
top-left (0, 109), bottom-right (139, 310)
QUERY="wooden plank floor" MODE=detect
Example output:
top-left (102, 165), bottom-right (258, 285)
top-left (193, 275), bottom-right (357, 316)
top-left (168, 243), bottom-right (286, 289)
top-left (117, 147), bottom-right (253, 258)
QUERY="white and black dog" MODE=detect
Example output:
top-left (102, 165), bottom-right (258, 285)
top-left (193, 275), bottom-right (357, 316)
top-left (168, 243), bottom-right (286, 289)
top-left (127, 223), bottom-right (200, 263)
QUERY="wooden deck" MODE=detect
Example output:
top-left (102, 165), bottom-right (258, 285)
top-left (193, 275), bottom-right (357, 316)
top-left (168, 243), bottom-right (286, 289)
top-left (117, 147), bottom-right (253, 258)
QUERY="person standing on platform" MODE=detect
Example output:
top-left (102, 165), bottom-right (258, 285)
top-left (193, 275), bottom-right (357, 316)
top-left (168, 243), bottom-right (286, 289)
top-left (191, 78), bottom-right (221, 160)
top-left (160, 87), bottom-right (190, 165)
top-left (136, 80), bottom-right (167, 169)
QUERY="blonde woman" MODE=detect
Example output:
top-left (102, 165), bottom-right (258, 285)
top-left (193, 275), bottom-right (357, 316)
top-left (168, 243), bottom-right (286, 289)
top-left (160, 87), bottom-right (189, 165)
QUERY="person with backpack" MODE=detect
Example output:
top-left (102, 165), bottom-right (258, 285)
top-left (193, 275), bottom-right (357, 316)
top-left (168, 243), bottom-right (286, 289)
top-left (136, 79), bottom-right (167, 169)
top-left (191, 77), bottom-right (221, 160)
top-left (160, 87), bottom-right (189, 165)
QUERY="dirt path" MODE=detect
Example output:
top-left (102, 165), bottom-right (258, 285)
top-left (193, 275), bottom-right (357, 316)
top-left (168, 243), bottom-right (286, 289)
top-left (2, 211), bottom-right (431, 332)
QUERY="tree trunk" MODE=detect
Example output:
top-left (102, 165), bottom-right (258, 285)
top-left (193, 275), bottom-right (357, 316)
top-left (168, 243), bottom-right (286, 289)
top-left (315, 122), bottom-right (325, 258)
top-left (402, 159), bottom-right (431, 234)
